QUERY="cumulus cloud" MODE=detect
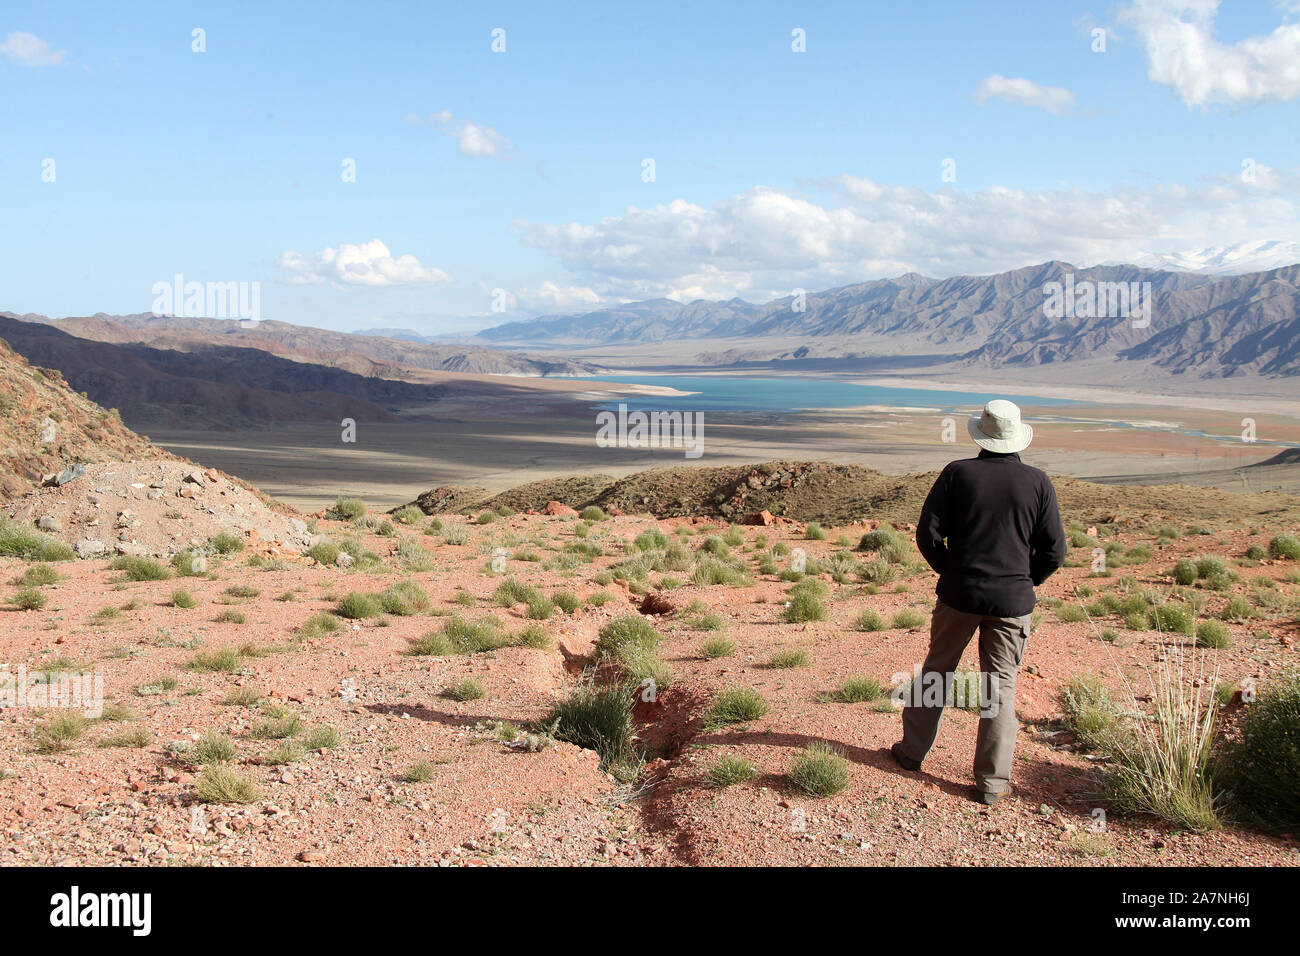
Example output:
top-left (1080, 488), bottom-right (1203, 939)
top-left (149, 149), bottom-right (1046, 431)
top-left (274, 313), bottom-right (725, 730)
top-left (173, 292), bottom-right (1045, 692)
top-left (0, 31), bottom-right (68, 67)
top-left (1119, 0), bottom-right (1300, 106)
top-left (277, 239), bottom-right (450, 287)
top-left (408, 110), bottom-right (511, 158)
top-left (974, 75), bottom-right (1077, 114)
top-left (515, 172), bottom-right (1300, 302)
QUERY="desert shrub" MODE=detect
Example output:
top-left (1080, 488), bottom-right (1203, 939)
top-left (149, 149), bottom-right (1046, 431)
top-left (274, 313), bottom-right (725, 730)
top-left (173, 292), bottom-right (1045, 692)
top-left (99, 726), bottom-right (152, 749)
top-left (9, 587), bottom-right (46, 610)
top-left (211, 532), bottom-right (244, 555)
top-left (493, 578), bottom-right (540, 606)
top-left (1195, 620), bottom-right (1231, 649)
top-left (297, 611), bottom-right (342, 640)
top-left (0, 519), bottom-right (74, 561)
top-left (1171, 559), bottom-right (1197, 585)
top-left (15, 564), bottom-right (60, 586)
top-left (691, 556), bottom-right (752, 587)
top-left (633, 529), bottom-right (669, 552)
top-left (327, 497), bottom-right (367, 521)
top-left (1268, 534), bottom-right (1300, 560)
top-left (517, 624), bottom-right (552, 649)
top-left (1195, 556), bottom-right (1227, 579)
top-left (578, 506), bottom-right (607, 522)
top-left (215, 609), bottom-right (245, 624)
top-left (306, 541), bottom-right (340, 566)
top-left (1056, 604), bottom-right (1087, 623)
top-left (250, 714), bottom-right (301, 740)
top-left (552, 590), bottom-right (580, 614)
top-left (391, 505), bottom-right (424, 525)
top-left (110, 556), bottom-right (171, 581)
top-left (782, 587), bottom-right (826, 623)
top-left (704, 754), bottom-right (757, 788)
top-left (892, 609), bottom-right (927, 629)
top-left (1220, 596), bottom-right (1254, 622)
top-left (403, 761), bottom-right (436, 783)
top-left (170, 589), bottom-right (197, 609)
top-left (379, 580), bottom-right (431, 616)
top-left (394, 536), bottom-right (435, 571)
top-left (1148, 602), bottom-right (1194, 635)
top-left (823, 676), bottom-right (885, 704)
top-left (852, 609), bottom-right (885, 632)
top-left (1059, 675), bottom-right (1127, 753)
top-left (425, 614), bottom-right (512, 654)
top-left (857, 528), bottom-right (911, 564)
top-left (805, 522), bottom-right (827, 541)
top-left (1214, 669), bottom-right (1300, 831)
top-left (705, 687), bottom-right (769, 729)
top-left (541, 683), bottom-right (635, 769)
top-left (788, 742), bottom-right (850, 797)
top-left (1244, 545), bottom-right (1268, 561)
top-left (596, 616), bottom-right (661, 658)
top-left (336, 591), bottom-right (383, 619)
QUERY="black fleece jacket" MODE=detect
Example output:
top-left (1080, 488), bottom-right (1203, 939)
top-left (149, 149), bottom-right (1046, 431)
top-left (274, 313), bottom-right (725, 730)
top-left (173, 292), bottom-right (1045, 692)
top-left (916, 450), bottom-right (1067, 617)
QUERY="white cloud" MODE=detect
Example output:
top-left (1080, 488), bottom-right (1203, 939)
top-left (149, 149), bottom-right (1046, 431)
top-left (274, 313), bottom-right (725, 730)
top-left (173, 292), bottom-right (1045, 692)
top-left (409, 110), bottom-right (511, 158)
top-left (1119, 0), bottom-right (1300, 106)
top-left (515, 172), bottom-right (1300, 302)
top-left (277, 239), bottom-right (450, 287)
top-left (974, 75), bottom-right (1077, 114)
top-left (514, 281), bottom-right (602, 312)
top-left (0, 31), bottom-right (68, 67)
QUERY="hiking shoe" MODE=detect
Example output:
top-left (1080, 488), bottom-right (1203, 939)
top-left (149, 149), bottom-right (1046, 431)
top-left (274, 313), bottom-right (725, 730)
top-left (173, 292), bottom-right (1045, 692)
top-left (976, 787), bottom-right (1010, 806)
top-left (891, 743), bottom-right (922, 772)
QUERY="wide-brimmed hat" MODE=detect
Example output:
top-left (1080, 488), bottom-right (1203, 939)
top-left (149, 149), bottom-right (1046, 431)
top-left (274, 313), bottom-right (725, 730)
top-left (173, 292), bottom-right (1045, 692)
top-left (968, 399), bottom-right (1033, 454)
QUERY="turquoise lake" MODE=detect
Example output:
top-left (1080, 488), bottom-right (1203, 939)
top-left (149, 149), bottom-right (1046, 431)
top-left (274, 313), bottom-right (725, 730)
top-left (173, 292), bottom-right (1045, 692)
top-left (576, 375), bottom-right (1077, 413)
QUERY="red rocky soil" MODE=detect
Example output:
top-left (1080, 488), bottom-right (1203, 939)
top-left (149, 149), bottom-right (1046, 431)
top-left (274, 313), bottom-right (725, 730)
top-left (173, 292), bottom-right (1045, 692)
top-left (1, 506), bottom-right (1298, 867)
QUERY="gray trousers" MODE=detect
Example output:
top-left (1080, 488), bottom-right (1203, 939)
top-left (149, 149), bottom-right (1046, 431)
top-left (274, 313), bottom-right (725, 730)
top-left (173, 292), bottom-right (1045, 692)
top-left (898, 599), bottom-right (1031, 794)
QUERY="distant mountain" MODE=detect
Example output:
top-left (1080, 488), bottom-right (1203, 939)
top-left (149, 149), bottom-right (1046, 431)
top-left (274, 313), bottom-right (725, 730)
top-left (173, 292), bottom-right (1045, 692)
top-left (1127, 241), bottom-right (1300, 276)
top-left (474, 261), bottom-right (1300, 378)
top-left (7, 312), bottom-right (602, 378)
top-left (0, 315), bottom-right (451, 429)
top-left (350, 327), bottom-right (433, 343)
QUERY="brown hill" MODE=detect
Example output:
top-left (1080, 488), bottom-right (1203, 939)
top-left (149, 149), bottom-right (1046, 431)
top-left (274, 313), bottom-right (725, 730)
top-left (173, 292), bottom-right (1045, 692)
top-left (399, 460), bottom-right (1300, 529)
top-left (0, 336), bottom-right (178, 501)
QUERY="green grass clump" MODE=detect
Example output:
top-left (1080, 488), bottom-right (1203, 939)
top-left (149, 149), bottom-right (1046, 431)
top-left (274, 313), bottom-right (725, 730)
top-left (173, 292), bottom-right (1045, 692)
top-left (391, 505), bottom-right (425, 525)
top-left (304, 726), bottom-right (340, 750)
top-left (1195, 620), bottom-right (1231, 649)
top-left (857, 528), bottom-right (911, 564)
top-left (327, 497), bottom-right (367, 521)
top-left (170, 550), bottom-right (208, 576)
top-left (891, 609), bottom-right (927, 629)
top-left (578, 506), bottom-right (607, 522)
top-left (14, 563), bottom-right (60, 586)
top-left (211, 532), bottom-right (244, 555)
top-left (703, 754), bottom-right (757, 788)
top-left (442, 678), bottom-right (486, 702)
top-left (336, 591), bottom-right (384, 619)
top-left (379, 580), bottom-right (431, 616)
top-left (782, 590), bottom-right (826, 623)
top-left (852, 609), bottom-right (885, 632)
top-left (1214, 669), bottom-right (1300, 832)
top-left (767, 647), bottom-right (809, 669)
top-left (187, 647), bottom-right (243, 672)
top-left (250, 714), bottom-right (301, 740)
top-left (788, 742), bottom-right (850, 797)
top-left (704, 687), bottom-right (769, 729)
top-left (306, 542), bottom-right (340, 566)
top-left (413, 614), bottom-right (513, 655)
top-left (805, 522), bottom-right (827, 541)
top-left (215, 609), bottom-right (245, 624)
top-left (110, 556), bottom-right (171, 581)
top-left (1056, 604), bottom-right (1087, 623)
top-left (194, 766), bottom-right (261, 804)
top-left (517, 624), bottom-right (552, 649)
top-left (99, 726), bottom-right (152, 748)
top-left (551, 590), bottom-right (580, 614)
top-left (170, 589), bottom-right (198, 609)
top-left (10, 586), bottom-right (47, 610)
top-left (193, 731), bottom-right (238, 763)
top-left (33, 713), bottom-right (87, 753)
top-left (394, 536), bottom-right (435, 571)
top-left (701, 635), bottom-right (735, 658)
top-left (296, 611), bottom-right (342, 640)
top-left (822, 676), bottom-right (885, 704)
top-left (1268, 534), bottom-right (1300, 560)
top-left (1058, 675), bottom-right (1127, 753)
top-left (541, 683), bottom-right (636, 770)
top-left (0, 518), bottom-right (74, 561)
top-left (1147, 602), bottom-right (1194, 635)
top-left (402, 760), bottom-right (436, 783)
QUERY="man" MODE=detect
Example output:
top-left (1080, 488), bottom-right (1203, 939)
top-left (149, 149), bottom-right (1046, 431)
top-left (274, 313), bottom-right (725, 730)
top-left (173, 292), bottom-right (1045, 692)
top-left (892, 399), bottom-right (1067, 805)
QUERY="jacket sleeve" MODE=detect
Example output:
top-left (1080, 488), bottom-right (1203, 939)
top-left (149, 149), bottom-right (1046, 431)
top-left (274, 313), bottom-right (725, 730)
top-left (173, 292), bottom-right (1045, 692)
top-left (916, 469), bottom-right (949, 575)
top-left (1029, 477), bottom-right (1068, 586)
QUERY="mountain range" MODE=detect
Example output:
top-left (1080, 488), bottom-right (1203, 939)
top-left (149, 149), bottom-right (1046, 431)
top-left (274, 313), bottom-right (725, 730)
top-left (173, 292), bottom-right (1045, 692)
top-left (474, 261), bottom-right (1300, 378)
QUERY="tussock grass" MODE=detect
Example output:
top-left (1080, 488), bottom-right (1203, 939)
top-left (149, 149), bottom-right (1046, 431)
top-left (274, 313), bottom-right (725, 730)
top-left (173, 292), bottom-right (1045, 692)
top-left (442, 678), bottom-right (486, 702)
top-left (705, 687), bottom-right (769, 729)
top-left (788, 742), bottom-right (850, 797)
top-left (33, 713), bottom-right (87, 753)
top-left (704, 754), bottom-right (757, 788)
top-left (541, 683), bottom-right (636, 770)
top-left (0, 519), bottom-right (74, 561)
top-left (110, 556), bottom-right (171, 581)
top-left (195, 765), bottom-right (260, 804)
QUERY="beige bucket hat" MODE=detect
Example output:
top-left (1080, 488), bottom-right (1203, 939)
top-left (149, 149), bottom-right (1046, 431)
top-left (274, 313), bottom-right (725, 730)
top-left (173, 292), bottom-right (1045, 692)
top-left (968, 399), bottom-right (1033, 454)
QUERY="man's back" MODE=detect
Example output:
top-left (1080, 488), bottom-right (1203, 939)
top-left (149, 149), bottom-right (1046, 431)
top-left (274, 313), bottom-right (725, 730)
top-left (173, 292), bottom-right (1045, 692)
top-left (916, 450), bottom-right (1067, 617)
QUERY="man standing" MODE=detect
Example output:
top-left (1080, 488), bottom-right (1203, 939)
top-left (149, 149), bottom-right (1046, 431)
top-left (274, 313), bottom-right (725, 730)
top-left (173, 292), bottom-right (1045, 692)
top-left (892, 399), bottom-right (1067, 804)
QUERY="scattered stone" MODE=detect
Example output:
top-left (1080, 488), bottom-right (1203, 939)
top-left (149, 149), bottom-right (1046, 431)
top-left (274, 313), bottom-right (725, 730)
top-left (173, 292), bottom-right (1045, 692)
top-left (73, 539), bottom-right (106, 558)
top-left (36, 515), bottom-right (61, 532)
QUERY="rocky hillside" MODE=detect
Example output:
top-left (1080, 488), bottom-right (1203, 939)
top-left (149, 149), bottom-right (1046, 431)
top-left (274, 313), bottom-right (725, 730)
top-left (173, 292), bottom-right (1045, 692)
top-left (12, 312), bottom-right (602, 378)
top-left (0, 316), bottom-right (452, 429)
top-left (0, 336), bottom-right (177, 500)
top-left (399, 460), bottom-right (1300, 529)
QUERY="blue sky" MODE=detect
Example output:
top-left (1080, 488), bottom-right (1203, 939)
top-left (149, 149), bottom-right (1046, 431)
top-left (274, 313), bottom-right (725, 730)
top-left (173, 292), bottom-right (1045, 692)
top-left (2, 0), bottom-right (1298, 334)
